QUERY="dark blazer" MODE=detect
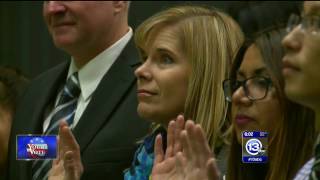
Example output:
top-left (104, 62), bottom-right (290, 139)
top-left (6, 38), bottom-right (150, 180)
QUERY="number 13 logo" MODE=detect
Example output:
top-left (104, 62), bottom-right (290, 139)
top-left (245, 138), bottom-right (262, 156)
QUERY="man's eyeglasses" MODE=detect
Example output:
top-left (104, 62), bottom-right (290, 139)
top-left (286, 13), bottom-right (320, 34)
top-left (223, 76), bottom-right (273, 102)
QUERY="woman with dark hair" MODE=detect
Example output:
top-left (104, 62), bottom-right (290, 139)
top-left (225, 27), bottom-right (315, 180)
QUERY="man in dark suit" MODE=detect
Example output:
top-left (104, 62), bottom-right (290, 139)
top-left (6, 1), bottom-right (150, 180)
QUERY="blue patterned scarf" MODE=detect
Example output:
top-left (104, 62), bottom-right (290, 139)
top-left (124, 127), bottom-right (167, 180)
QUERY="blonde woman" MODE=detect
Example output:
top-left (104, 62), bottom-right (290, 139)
top-left (126, 5), bottom-right (242, 179)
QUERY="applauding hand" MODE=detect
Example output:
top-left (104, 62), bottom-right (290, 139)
top-left (151, 115), bottom-right (220, 180)
top-left (151, 115), bottom-right (186, 180)
top-left (48, 121), bottom-right (83, 180)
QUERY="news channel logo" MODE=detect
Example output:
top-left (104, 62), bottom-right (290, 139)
top-left (242, 131), bottom-right (268, 163)
top-left (16, 135), bottom-right (57, 160)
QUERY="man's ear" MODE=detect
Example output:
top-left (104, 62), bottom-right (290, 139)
top-left (112, 1), bottom-right (128, 13)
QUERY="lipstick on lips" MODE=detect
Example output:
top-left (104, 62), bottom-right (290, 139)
top-left (235, 114), bottom-right (254, 127)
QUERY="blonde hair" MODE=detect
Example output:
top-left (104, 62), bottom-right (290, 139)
top-left (135, 5), bottom-right (243, 149)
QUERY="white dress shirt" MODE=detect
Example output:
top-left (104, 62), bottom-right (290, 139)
top-left (43, 28), bottom-right (133, 132)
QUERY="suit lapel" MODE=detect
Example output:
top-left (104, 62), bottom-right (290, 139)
top-left (29, 62), bottom-right (69, 133)
top-left (73, 39), bottom-right (141, 152)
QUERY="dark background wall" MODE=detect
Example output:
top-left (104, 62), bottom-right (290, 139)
top-left (0, 1), bottom-right (300, 79)
top-left (0, 1), bottom-right (68, 78)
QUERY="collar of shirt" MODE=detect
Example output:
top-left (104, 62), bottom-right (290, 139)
top-left (67, 27), bottom-right (133, 102)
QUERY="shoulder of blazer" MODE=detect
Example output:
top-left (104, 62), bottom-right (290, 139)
top-left (119, 37), bottom-right (142, 68)
top-left (28, 61), bottom-right (70, 88)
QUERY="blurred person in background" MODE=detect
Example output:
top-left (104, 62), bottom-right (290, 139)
top-left (0, 66), bottom-right (29, 179)
top-left (282, 1), bottom-right (320, 179)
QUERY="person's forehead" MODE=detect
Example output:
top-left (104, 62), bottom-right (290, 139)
top-left (304, 1), bottom-right (320, 15)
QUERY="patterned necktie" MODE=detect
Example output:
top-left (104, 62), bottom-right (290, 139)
top-left (32, 72), bottom-right (81, 180)
top-left (310, 142), bottom-right (320, 179)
